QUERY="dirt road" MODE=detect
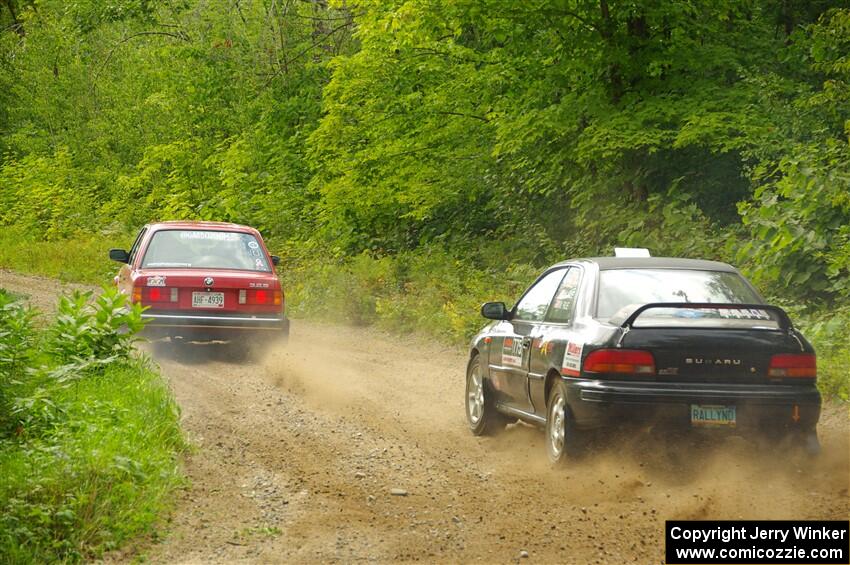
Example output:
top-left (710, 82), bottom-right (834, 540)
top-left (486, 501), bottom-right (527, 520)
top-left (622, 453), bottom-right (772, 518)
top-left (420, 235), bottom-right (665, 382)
top-left (2, 270), bottom-right (848, 564)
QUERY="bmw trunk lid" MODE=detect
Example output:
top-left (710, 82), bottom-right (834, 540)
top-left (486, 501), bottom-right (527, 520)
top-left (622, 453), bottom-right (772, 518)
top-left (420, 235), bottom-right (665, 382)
top-left (134, 268), bottom-right (281, 314)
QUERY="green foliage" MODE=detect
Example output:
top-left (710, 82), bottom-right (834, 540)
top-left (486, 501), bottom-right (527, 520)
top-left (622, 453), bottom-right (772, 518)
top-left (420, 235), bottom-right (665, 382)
top-left (788, 306), bottom-right (850, 401)
top-left (0, 289), bottom-right (183, 562)
top-left (0, 0), bottom-right (351, 240)
top-left (0, 226), bottom-right (118, 284)
top-left (286, 245), bottom-right (545, 341)
top-left (738, 8), bottom-right (850, 301)
top-left (3, 0), bottom-right (849, 303)
top-left (740, 141), bottom-right (850, 296)
top-left (49, 288), bottom-right (146, 367)
top-left (0, 362), bottom-right (184, 563)
top-left (0, 289), bottom-right (36, 433)
top-left (0, 286), bottom-right (146, 437)
top-left (0, 149), bottom-right (100, 240)
top-left (310, 0), bottom-right (817, 253)
top-left (818, 349), bottom-right (850, 402)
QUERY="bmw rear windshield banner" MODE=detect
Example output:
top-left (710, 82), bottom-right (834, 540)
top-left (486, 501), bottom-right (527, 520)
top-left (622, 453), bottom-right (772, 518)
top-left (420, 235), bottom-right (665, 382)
top-left (666, 520), bottom-right (849, 564)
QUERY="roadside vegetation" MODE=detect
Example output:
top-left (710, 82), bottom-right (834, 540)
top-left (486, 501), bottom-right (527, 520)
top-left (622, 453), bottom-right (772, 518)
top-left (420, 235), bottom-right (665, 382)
top-left (0, 227), bottom-right (111, 285)
top-left (0, 1), bottom-right (847, 396)
top-left (0, 287), bottom-right (184, 562)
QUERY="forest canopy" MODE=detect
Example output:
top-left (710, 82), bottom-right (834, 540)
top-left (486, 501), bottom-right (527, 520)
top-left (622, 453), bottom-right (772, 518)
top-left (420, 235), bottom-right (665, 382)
top-left (1, 0), bottom-right (849, 308)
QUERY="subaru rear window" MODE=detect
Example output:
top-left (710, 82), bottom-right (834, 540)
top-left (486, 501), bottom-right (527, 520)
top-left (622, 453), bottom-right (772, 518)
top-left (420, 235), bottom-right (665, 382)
top-left (597, 269), bottom-right (762, 323)
top-left (141, 230), bottom-right (270, 272)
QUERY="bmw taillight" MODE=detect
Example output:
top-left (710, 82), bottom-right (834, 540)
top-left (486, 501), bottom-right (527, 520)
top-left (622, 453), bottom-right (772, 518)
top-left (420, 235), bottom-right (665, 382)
top-left (239, 289), bottom-right (281, 306)
top-left (143, 287), bottom-right (178, 303)
top-left (583, 349), bottom-right (656, 375)
top-left (768, 354), bottom-right (816, 378)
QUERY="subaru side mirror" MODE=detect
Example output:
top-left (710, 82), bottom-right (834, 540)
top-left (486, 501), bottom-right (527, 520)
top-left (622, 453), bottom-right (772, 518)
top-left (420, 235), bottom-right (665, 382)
top-left (481, 302), bottom-right (510, 320)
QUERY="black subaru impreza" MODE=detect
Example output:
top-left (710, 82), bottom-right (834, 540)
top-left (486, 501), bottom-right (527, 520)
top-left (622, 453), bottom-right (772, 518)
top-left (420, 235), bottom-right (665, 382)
top-left (465, 253), bottom-right (820, 463)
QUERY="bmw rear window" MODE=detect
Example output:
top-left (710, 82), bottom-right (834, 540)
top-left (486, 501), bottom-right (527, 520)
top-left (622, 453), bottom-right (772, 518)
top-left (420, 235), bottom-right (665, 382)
top-left (141, 230), bottom-right (271, 272)
top-left (596, 269), bottom-right (768, 326)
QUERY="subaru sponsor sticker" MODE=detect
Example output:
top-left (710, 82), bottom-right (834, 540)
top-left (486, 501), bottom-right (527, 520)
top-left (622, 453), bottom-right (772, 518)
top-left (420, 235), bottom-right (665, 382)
top-left (536, 338), bottom-right (552, 355)
top-left (562, 340), bottom-right (583, 376)
top-left (716, 308), bottom-right (771, 320)
top-left (502, 337), bottom-right (523, 367)
top-left (147, 275), bottom-right (166, 287)
top-left (248, 241), bottom-right (259, 249)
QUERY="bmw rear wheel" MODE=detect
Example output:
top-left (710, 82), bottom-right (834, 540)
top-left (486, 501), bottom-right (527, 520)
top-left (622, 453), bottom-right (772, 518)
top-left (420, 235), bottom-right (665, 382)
top-left (466, 354), bottom-right (507, 436)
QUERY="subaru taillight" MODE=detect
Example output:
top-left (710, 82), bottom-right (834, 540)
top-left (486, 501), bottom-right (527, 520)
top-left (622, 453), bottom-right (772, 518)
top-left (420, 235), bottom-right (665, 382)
top-left (583, 349), bottom-right (656, 375)
top-left (768, 354), bottom-right (816, 378)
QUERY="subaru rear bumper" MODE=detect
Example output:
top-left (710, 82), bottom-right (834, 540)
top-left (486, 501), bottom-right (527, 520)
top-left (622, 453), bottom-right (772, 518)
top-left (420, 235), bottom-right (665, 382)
top-left (565, 379), bottom-right (821, 432)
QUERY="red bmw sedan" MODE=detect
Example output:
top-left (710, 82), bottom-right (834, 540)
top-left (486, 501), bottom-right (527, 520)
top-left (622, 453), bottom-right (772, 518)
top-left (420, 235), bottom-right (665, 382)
top-left (109, 221), bottom-right (289, 344)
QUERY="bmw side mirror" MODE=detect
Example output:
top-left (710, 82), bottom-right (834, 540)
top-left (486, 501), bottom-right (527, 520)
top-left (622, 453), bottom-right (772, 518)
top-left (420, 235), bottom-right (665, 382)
top-left (271, 255), bottom-right (280, 266)
top-left (481, 302), bottom-right (510, 320)
top-left (109, 248), bottom-right (130, 263)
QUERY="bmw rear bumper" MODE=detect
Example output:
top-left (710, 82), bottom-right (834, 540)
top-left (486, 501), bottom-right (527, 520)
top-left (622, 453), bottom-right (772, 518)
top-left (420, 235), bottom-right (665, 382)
top-left (141, 312), bottom-right (289, 340)
top-left (566, 379), bottom-right (821, 432)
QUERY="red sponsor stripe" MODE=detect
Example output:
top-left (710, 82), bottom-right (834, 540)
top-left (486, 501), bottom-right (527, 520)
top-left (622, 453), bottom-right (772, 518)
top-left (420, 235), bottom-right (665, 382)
top-left (562, 367), bottom-right (580, 377)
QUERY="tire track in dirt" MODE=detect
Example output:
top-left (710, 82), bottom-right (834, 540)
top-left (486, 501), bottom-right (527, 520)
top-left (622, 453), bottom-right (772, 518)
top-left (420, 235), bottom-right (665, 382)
top-left (1, 270), bottom-right (847, 564)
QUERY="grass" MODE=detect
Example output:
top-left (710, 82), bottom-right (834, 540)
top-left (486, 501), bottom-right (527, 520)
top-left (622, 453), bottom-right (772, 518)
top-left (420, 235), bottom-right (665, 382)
top-left (0, 361), bottom-right (185, 563)
top-left (819, 352), bottom-right (850, 401)
top-left (0, 226), bottom-right (118, 285)
top-left (0, 286), bottom-right (185, 563)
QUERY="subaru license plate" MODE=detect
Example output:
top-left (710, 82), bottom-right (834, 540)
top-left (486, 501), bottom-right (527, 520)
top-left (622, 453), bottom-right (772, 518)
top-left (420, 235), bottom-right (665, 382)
top-left (690, 404), bottom-right (736, 427)
top-left (192, 292), bottom-right (224, 308)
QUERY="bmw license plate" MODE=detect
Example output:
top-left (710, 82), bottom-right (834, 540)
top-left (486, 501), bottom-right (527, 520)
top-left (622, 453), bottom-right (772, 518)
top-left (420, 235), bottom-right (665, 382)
top-left (690, 404), bottom-right (736, 427)
top-left (192, 292), bottom-right (224, 308)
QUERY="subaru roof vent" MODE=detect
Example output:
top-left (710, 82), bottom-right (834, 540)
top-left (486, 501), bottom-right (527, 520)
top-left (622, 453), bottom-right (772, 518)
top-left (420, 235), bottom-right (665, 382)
top-left (614, 247), bottom-right (651, 258)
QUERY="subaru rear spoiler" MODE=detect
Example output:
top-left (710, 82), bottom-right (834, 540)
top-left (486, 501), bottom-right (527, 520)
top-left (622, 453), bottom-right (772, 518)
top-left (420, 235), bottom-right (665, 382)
top-left (620, 302), bottom-right (793, 332)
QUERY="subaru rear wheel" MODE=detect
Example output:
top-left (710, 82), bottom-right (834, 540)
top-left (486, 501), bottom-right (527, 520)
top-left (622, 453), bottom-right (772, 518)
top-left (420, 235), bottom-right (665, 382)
top-left (466, 354), bottom-right (507, 436)
top-left (546, 380), bottom-right (582, 464)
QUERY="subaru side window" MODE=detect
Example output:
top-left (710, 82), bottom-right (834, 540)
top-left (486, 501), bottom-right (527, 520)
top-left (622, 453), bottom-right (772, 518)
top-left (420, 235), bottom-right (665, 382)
top-left (514, 269), bottom-right (566, 322)
top-left (546, 267), bottom-right (582, 324)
